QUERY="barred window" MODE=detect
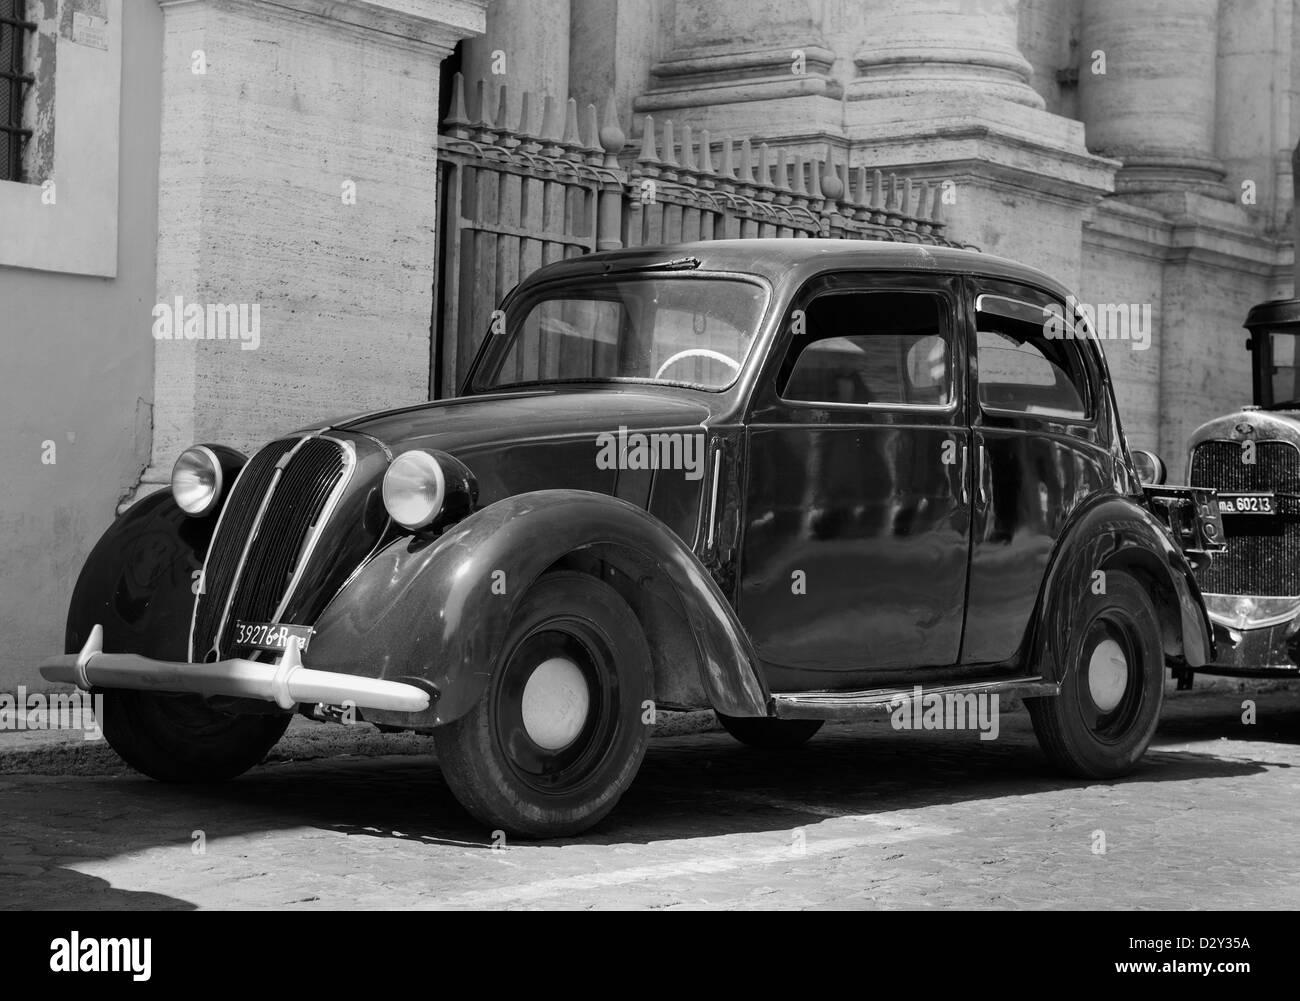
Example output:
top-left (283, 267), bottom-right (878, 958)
top-left (0, 0), bottom-right (35, 183)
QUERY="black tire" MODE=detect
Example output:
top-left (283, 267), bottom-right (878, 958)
top-left (717, 713), bottom-right (823, 749)
top-left (1028, 569), bottom-right (1164, 779)
top-left (434, 572), bottom-right (653, 839)
top-left (100, 689), bottom-right (291, 783)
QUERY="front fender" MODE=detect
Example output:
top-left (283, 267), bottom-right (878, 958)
top-left (307, 489), bottom-right (769, 728)
top-left (65, 491), bottom-right (213, 661)
top-left (1028, 494), bottom-right (1214, 682)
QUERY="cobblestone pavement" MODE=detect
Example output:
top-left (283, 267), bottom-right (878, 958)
top-left (1, 685), bottom-right (1297, 910)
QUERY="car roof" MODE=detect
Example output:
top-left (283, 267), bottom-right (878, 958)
top-left (521, 239), bottom-right (1075, 301)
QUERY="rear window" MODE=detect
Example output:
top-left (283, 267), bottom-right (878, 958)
top-left (976, 296), bottom-right (1091, 420)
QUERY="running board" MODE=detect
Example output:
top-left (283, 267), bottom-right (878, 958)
top-left (772, 677), bottom-right (1060, 721)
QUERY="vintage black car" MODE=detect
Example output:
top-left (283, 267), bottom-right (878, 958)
top-left (43, 240), bottom-right (1221, 838)
top-left (1185, 298), bottom-right (1300, 678)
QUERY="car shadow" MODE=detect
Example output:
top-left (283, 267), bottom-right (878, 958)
top-left (6, 692), bottom-right (1293, 907)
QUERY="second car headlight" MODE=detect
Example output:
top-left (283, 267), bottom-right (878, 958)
top-left (383, 450), bottom-right (478, 533)
top-left (171, 446), bottom-right (225, 517)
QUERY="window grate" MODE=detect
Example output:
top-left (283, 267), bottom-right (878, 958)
top-left (0, 0), bottom-right (36, 183)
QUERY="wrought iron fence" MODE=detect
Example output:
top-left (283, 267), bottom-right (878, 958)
top-left (433, 73), bottom-right (971, 398)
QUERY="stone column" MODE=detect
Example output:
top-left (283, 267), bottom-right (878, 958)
top-left (634, 0), bottom-right (843, 138)
top-left (841, 0), bottom-right (1116, 286)
top-left (569, 0), bottom-right (667, 131)
top-left (1078, 0), bottom-right (1227, 197)
top-left (137, 0), bottom-right (487, 496)
top-left (462, 0), bottom-right (570, 105)
top-left (849, 0), bottom-right (1045, 109)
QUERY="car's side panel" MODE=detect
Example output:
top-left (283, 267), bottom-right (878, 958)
top-left (305, 489), bottom-right (770, 728)
top-left (741, 422), bottom-right (972, 689)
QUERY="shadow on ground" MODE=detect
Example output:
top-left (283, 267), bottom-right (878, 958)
top-left (4, 686), bottom-right (1294, 909)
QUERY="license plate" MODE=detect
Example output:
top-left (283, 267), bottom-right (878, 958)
top-left (1218, 494), bottom-right (1276, 516)
top-left (232, 621), bottom-right (314, 654)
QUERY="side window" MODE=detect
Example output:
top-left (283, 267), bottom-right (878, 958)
top-left (780, 290), bottom-right (952, 408)
top-left (976, 295), bottom-right (1090, 420)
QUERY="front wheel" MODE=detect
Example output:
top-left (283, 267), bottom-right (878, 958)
top-left (434, 572), bottom-right (654, 839)
top-left (1028, 569), bottom-right (1164, 779)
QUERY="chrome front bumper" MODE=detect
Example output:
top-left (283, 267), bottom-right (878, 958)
top-left (39, 625), bottom-right (431, 713)
top-left (1205, 603), bottom-right (1300, 674)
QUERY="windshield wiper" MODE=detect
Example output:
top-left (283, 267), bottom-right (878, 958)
top-left (600, 257), bottom-right (701, 276)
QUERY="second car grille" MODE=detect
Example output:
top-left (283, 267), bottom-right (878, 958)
top-left (191, 437), bottom-right (349, 660)
top-left (1191, 439), bottom-right (1300, 597)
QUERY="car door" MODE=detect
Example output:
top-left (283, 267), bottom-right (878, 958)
top-left (960, 278), bottom-right (1111, 668)
top-left (739, 272), bottom-right (973, 692)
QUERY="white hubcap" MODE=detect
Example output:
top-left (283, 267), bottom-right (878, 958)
top-left (521, 657), bottom-right (590, 750)
top-left (1087, 638), bottom-right (1129, 714)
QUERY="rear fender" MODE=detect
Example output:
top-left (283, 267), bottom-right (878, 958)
top-left (307, 489), bottom-right (770, 728)
top-left (1028, 495), bottom-right (1214, 683)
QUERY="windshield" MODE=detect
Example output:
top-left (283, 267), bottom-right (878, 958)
top-left (1265, 332), bottom-right (1300, 407)
top-left (470, 276), bottom-right (767, 393)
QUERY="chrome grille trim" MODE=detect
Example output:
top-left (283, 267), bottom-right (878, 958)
top-left (187, 433), bottom-right (355, 662)
top-left (186, 439), bottom-right (294, 662)
top-left (270, 437), bottom-right (357, 623)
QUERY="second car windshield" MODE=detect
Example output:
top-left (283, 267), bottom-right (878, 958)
top-left (471, 276), bottom-right (767, 393)
top-left (1266, 332), bottom-right (1300, 407)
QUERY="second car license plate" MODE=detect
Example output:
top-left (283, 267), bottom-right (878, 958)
top-left (1218, 493), bottom-right (1276, 516)
top-left (233, 621), bottom-right (314, 654)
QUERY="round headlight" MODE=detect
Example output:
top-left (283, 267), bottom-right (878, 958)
top-left (383, 451), bottom-right (448, 532)
top-left (172, 446), bottom-right (224, 517)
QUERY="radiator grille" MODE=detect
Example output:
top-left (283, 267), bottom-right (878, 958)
top-left (191, 437), bottom-right (348, 660)
top-left (1191, 439), bottom-right (1300, 597)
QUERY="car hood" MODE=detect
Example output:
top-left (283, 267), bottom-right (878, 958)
top-left (326, 389), bottom-right (715, 456)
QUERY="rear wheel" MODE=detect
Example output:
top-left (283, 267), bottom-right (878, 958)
top-left (100, 689), bottom-right (290, 782)
top-left (434, 572), bottom-right (653, 839)
top-left (1028, 570), bottom-right (1164, 778)
top-left (717, 714), bottom-right (823, 749)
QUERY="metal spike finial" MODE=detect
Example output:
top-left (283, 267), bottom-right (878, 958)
top-left (562, 98), bottom-right (583, 148)
top-left (757, 144), bottom-right (773, 188)
top-left (444, 72), bottom-right (470, 128)
top-left (719, 136), bottom-right (738, 181)
top-left (472, 80), bottom-right (495, 130)
top-left (600, 93), bottom-right (627, 158)
top-left (516, 90), bottom-right (537, 138)
top-left (638, 115), bottom-right (660, 165)
top-left (661, 120), bottom-right (680, 169)
top-left (680, 124), bottom-right (697, 172)
top-left (699, 130), bottom-right (717, 176)
top-left (581, 102), bottom-right (601, 153)
top-left (540, 95), bottom-right (563, 144)
top-left (738, 139), bottom-right (756, 185)
top-left (495, 85), bottom-right (511, 135)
